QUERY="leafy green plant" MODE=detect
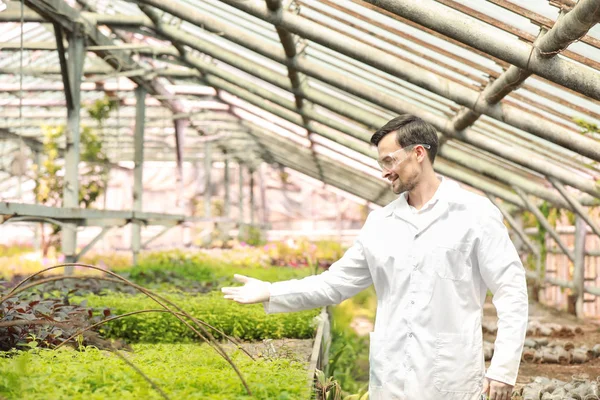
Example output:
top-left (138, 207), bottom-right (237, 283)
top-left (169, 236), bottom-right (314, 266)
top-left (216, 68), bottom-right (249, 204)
top-left (0, 290), bottom-right (107, 351)
top-left (82, 292), bottom-right (320, 342)
top-left (120, 250), bottom-right (313, 291)
top-left (0, 343), bottom-right (310, 399)
top-left (2, 264), bottom-right (254, 395)
top-left (239, 225), bottom-right (266, 246)
top-left (265, 239), bottom-right (346, 269)
top-left (315, 369), bottom-right (342, 400)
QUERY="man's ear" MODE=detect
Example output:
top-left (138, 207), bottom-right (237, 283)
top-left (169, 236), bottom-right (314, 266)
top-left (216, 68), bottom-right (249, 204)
top-left (416, 146), bottom-right (428, 163)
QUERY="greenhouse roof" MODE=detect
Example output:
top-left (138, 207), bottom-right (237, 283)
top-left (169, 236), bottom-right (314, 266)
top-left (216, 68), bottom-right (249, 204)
top-left (1, 0), bottom-right (600, 209)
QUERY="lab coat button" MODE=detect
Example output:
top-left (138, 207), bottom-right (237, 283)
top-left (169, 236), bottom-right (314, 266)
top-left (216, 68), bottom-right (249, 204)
top-left (410, 301), bottom-right (415, 305)
top-left (409, 333), bottom-right (413, 338)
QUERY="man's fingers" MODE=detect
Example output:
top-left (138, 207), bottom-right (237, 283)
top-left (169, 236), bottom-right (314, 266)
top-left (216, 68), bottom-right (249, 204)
top-left (221, 287), bottom-right (240, 295)
top-left (224, 295), bottom-right (251, 304)
top-left (481, 378), bottom-right (489, 396)
top-left (233, 274), bottom-right (250, 284)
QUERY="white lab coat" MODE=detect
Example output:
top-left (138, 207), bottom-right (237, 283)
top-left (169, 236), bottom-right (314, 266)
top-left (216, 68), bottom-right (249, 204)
top-left (265, 179), bottom-right (528, 400)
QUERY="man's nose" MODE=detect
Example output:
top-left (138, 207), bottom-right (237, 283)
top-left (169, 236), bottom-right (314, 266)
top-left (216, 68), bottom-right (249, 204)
top-left (381, 168), bottom-right (391, 179)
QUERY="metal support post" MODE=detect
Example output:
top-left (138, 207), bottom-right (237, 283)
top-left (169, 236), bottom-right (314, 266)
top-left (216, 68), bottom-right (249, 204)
top-left (249, 168), bottom-right (255, 225)
top-left (33, 151), bottom-right (41, 252)
top-left (132, 86), bottom-right (146, 265)
top-left (238, 163), bottom-right (244, 225)
top-left (259, 163), bottom-right (267, 226)
top-left (573, 216), bottom-right (587, 318)
top-left (204, 141), bottom-right (212, 218)
top-left (61, 31), bottom-right (85, 273)
top-left (173, 119), bottom-right (186, 207)
top-left (224, 156), bottom-right (230, 218)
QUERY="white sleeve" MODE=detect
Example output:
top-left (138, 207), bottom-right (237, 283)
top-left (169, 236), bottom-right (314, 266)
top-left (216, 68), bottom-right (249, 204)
top-left (477, 204), bottom-right (529, 386)
top-left (264, 233), bottom-right (373, 314)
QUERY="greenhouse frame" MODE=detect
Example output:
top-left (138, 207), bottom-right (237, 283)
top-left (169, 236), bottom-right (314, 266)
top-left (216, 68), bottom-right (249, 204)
top-left (0, 0), bottom-right (599, 352)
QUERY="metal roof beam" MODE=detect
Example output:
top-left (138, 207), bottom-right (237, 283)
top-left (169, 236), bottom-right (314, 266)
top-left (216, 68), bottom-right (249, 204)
top-left (453, 0), bottom-right (600, 131)
top-left (23, 0), bottom-right (188, 126)
top-left (0, 66), bottom-right (199, 78)
top-left (263, 0), bottom-right (325, 183)
top-left (202, 0), bottom-right (600, 162)
top-left (300, 0), bottom-right (595, 130)
top-left (209, 64), bottom-right (552, 208)
top-left (241, 123), bottom-right (396, 205)
top-left (359, 0), bottom-right (600, 101)
top-left (8, 4), bottom-right (596, 160)
top-left (153, 20), bottom-right (599, 201)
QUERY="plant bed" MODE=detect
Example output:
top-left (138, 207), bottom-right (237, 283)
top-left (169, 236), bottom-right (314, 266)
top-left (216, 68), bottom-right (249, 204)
top-left (0, 342), bottom-right (312, 399)
top-left (0, 261), bottom-right (331, 399)
top-left (81, 292), bottom-right (321, 342)
top-left (119, 251), bottom-right (314, 293)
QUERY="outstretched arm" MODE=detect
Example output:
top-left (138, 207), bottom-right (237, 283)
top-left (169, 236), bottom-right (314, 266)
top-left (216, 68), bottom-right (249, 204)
top-left (222, 236), bottom-right (372, 313)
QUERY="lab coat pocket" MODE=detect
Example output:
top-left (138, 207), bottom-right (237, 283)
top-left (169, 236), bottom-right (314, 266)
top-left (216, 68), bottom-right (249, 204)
top-left (433, 333), bottom-right (480, 394)
top-left (434, 242), bottom-right (470, 281)
top-left (369, 331), bottom-right (387, 390)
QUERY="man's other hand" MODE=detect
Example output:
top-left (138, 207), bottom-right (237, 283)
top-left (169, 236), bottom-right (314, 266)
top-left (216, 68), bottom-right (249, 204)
top-left (481, 377), bottom-right (513, 400)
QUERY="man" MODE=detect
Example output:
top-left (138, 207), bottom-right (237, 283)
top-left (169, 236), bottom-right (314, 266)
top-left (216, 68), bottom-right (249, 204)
top-left (222, 115), bottom-right (528, 400)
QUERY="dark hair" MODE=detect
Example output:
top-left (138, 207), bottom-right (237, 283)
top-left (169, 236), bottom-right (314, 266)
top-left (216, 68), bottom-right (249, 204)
top-left (370, 115), bottom-right (438, 163)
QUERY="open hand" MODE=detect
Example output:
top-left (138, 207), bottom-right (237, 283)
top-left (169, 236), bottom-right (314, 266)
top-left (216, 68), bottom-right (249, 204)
top-left (221, 274), bottom-right (271, 304)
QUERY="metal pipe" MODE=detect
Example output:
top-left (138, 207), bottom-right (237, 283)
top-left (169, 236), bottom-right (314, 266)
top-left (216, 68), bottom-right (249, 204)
top-left (259, 163), bottom-right (268, 226)
top-left (454, 0), bottom-right (600, 131)
top-left (132, 86), bottom-right (146, 265)
top-left (514, 187), bottom-right (575, 262)
top-left (145, 16), bottom-right (600, 200)
top-left (549, 177), bottom-right (600, 238)
top-left (238, 164), bottom-right (244, 225)
top-left (173, 119), bottom-right (186, 207)
top-left (486, 193), bottom-right (540, 257)
top-left (199, 0), bottom-right (600, 161)
top-left (191, 55), bottom-right (568, 206)
top-left (61, 32), bottom-right (85, 272)
top-left (249, 168), bottom-right (255, 225)
top-left (573, 215), bottom-right (587, 317)
top-left (224, 156), bottom-right (231, 218)
top-left (358, 0), bottom-right (600, 101)
top-left (433, 142), bottom-right (573, 209)
top-left (76, 226), bottom-right (111, 261)
top-left (11, 4), bottom-right (600, 162)
top-left (204, 141), bottom-right (212, 218)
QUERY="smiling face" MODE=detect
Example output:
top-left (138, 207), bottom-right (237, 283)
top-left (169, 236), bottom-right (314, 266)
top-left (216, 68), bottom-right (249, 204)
top-left (377, 133), bottom-right (424, 194)
top-left (371, 115), bottom-right (439, 195)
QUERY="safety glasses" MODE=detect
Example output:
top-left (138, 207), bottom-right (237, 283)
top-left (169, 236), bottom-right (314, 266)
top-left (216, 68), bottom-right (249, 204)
top-left (377, 144), bottom-right (431, 171)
